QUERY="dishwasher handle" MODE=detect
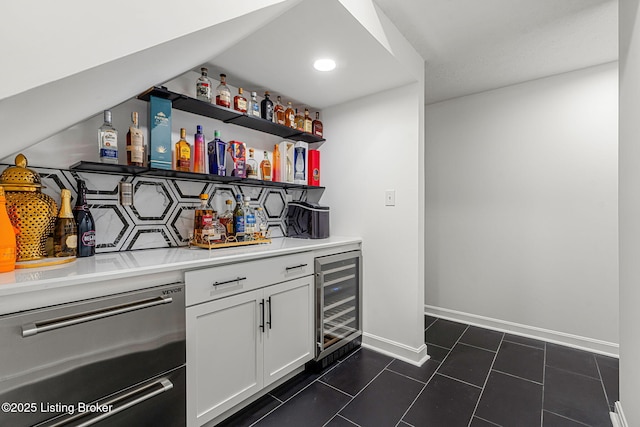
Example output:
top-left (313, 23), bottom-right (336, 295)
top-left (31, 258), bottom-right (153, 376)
top-left (21, 295), bottom-right (173, 338)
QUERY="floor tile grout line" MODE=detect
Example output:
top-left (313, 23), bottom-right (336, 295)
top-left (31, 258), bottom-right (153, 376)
top-left (490, 368), bottom-right (544, 386)
top-left (594, 353), bottom-right (612, 410)
top-left (502, 337), bottom-right (545, 351)
top-left (395, 380), bottom-right (429, 427)
top-left (335, 413), bottom-right (362, 426)
top-left (317, 379), bottom-right (355, 398)
top-left (473, 415), bottom-right (502, 426)
top-left (544, 363), bottom-right (604, 382)
top-left (321, 358), bottom-right (395, 427)
top-left (384, 367), bottom-right (429, 385)
top-left (267, 393), bottom-right (284, 404)
top-left (543, 409), bottom-right (593, 427)
top-left (457, 340), bottom-right (499, 354)
top-left (436, 372), bottom-right (484, 390)
top-left (467, 332), bottom-right (505, 427)
top-left (424, 341), bottom-right (451, 352)
top-left (540, 341), bottom-right (546, 427)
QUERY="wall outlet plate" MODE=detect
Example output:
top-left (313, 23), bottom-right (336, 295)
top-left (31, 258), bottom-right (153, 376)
top-left (385, 190), bottom-right (395, 206)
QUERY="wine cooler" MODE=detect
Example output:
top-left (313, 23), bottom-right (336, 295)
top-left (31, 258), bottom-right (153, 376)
top-left (312, 250), bottom-right (362, 369)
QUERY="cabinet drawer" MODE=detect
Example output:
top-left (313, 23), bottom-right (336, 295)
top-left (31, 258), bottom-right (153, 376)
top-left (185, 252), bottom-right (314, 306)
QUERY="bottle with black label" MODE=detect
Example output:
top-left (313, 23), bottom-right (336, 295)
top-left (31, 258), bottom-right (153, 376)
top-left (74, 179), bottom-right (96, 257)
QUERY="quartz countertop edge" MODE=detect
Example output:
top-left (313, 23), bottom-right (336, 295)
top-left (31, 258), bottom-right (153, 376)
top-left (0, 236), bottom-right (362, 297)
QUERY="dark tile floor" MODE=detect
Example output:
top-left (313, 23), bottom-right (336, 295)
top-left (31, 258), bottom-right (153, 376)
top-left (217, 316), bottom-right (619, 427)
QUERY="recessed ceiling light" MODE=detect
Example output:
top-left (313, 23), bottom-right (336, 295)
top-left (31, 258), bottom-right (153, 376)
top-left (313, 59), bottom-right (336, 72)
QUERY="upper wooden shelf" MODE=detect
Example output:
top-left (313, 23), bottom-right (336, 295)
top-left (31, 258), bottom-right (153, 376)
top-left (137, 87), bottom-right (326, 144)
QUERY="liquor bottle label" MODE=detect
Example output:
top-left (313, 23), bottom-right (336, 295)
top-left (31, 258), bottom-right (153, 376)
top-left (235, 217), bottom-right (245, 233)
top-left (217, 94), bottom-right (231, 107)
top-left (81, 231), bottom-right (96, 246)
top-left (304, 121), bottom-right (313, 133)
top-left (66, 235), bottom-right (78, 249)
top-left (130, 130), bottom-right (144, 163)
top-left (251, 105), bottom-right (260, 116)
top-left (237, 99), bottom-right (247, 111)
top-left (197, 83), bottom-right (211, 98)
top-left (100, 131), bottom-right (118, 159)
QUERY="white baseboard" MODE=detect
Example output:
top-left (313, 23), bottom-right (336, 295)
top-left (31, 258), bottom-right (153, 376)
top-left (611, 401), bottom-right (628, 427)
top-left (362, 332), bottom-right (430, 367)
top-left (424, 304), bottom-right (619, 357)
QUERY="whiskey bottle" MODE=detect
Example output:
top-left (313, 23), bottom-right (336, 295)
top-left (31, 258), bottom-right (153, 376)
top-left (196, 67), bottom-right (212, 102)
top-left (294, 108), bottom-right (304, 131)
top-left (219, 199), bottom-right (234, 236)
top-left (126, 111), bottom-right (145, 167)
top-left (233, 194), bottom-right (246, 241)
top-left (260, 151), bottom-right (272, 182)
top-left (261, 91), bottom-right (274, 121)
top-left (74, 179), bottom-right (95, 257)
top-left (193, 125), bottom-right (206, 173)
top-left (246, 148), bottom-right (259, 179)
top-left (248, 92), bottom-right (260, 117)
top-left (54, 189), bottom-right (77, 257)
top-left (216, 73), bottom-right (231, 108)
top-left (193, 193), bottom-right (213, 244)
top-left (98, 110), bottom-right (118, 164)
top-left (312, 112), bottom-right (323, 137)
top-left (234, 87), bottom-right (248, 113)
top-left (272, 145), bottom-right (280, 182)
top-left (175, 128), bottom-right (191, 172)
top-left (285, 102), bottom-right (295, 128)
top-left (274, 96), bottom-right (285, 125)
top-left (304, 109), bottom-right (313, 133)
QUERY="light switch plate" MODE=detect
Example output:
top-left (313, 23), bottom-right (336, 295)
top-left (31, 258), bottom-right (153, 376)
top-left (385, 190), bottom-right (395, 206)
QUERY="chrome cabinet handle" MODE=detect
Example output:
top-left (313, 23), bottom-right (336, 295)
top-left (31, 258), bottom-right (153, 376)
top-left (21, 296), bottom-right (173, 338)
top-left (41, 378), bottom-right (173, 427)
top-left (266, 296), bottom-right (272, 330)
top-left (285, 263), bottom-right (308, 271)
top-left (212, 276), bottom-right (247, 287)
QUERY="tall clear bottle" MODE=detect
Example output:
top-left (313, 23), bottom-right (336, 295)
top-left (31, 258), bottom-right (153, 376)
top-left (274, 96), bottom-right (285, 125)
top-left (261, 91), bottom-right (274, 121)
top-left (243, 196), bottom-right (256, 239)
top-left (248, 92), bottom-right (260, 117)
top-left (126, 112), bottom-right (145, 167)
top-left (233, 194), bottom-right (246, 241)
top-left (196, 67), bottom-right (212, 102)
top-left (216, 74), bottom-right (231, 108)
top-left (256, 207), bottom-right (268, 238)
top-left (53, 189), bottom-right (77, 257)
top-left (98, 110), bottom-right (118, 164)
top-left (74, 179), bottom-right (96, 257)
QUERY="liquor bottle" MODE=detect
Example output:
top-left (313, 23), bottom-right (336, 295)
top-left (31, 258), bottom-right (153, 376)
top-left (208, 130), bottom-right (227, 176)
top-left (261, 91), bottom-right (274, 121)
top-left (74, 179), bottom-right (96, 257)
top-left (246, 148), bottom-right (259, 179)
top-left (202, 214), bottom-right (226, 244)
top-left (126, 112), bottom-right (145, 167)
top-left (0, 188), bottom-right (16, 272)
top-left (243, 196), bottom-right (256, 238)
top-left (294, 108), bottom-right (304, 131)
top-left (234, 88), bottom-right (248, 113)
top-left (260, 150), bottom-right (272, 182)
top-left (273, 96), bottom-right (285, 125)
top-left (196, 67), bottom-right (212, 102)
top-left (98, 110), bottom-right (118, 164)
top-left (216, 73), bottom-right (231, 108)
top-left (272, 145), bottom-right (280, 182)
top-left (219, 199), bottom-right (234, 236)
top-left (286, 153), bottom-right (293, 182)
top-left (175, 128), bottom-right (191, 172)
top-left (193, 193), bottom-right (213, 244)
top-left (233, 194), bottom-right (246, 241)
top-left (193, 125), bottom-right (206, 173)
top-left (303, 109), bottom-right (313, 133)
top-left (248, 92), bottom-right (260, 117)
top-left (285, 102), bottom-right (296, 128)
top-left (53, 189), bottom-right (77, 257)
top-left (312, 112), bottom-right (323, 137)
top-left (256, 207), bottom-right (268, 237)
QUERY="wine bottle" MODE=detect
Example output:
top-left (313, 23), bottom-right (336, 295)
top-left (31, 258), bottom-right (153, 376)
top-left (74, 179), bottom-right (96, 257)
top-left (54, 189), bottom-right (77, 257)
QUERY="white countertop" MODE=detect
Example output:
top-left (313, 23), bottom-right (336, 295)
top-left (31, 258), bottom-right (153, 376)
top-left (0, 237), bottom-right (361, 314)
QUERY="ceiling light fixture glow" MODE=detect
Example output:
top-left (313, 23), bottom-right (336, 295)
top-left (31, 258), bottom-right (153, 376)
top-left (313, 58), bottom-right (336, 72)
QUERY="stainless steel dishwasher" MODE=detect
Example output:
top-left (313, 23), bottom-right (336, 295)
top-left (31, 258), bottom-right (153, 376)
top-left (0, 282), bottom-right (185, 427)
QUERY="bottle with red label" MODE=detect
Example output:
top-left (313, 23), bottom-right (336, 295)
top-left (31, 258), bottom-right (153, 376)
top-left (74, 179), bottom-right (96, 257)
top-left (234, 88), bottom-right (248, 113)
top-left (216, 74), bottom-right (231, 108)
top-left (196, 67), bottom-right (212, 103)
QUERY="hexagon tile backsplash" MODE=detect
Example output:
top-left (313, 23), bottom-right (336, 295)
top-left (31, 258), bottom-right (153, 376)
top-left (25, 166), bottom-right (315, 254)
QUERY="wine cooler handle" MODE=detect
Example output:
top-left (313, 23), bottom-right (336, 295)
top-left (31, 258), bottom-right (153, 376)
top-left (267, 296), bottom-right (272, 329)
top-left (259, 299), bottom-right (265, 332)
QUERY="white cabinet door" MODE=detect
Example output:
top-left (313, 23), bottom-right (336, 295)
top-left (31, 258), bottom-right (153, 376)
top-left (263, 276), bottom-right (314, 387)
top-left (186, 290), bottom-right (263, 427)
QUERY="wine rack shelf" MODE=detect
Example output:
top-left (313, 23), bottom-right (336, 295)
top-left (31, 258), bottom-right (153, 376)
top-left (137, 87), bottom-right (326, 144)
top-left (69, 161), bottom-right (325, 191)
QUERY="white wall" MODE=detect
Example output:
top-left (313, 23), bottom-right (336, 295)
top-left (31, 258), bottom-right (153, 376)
top-left (425, 62), bottom-right (619, 353)
top-left (322, 82), bottom-right (427, 364)
top-left (619, 0), bottom-right (640, 422)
